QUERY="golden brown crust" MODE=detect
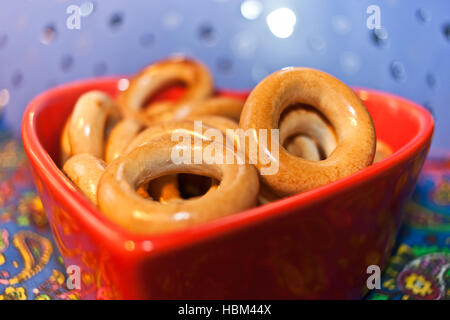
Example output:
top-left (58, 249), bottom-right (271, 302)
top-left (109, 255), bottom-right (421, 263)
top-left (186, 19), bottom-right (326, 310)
top-left (97, 131), bottom-right (259, 235)
top-left (105, 118), bottom-right (142, 163)
top-left (117, 57), bottom-right (214, 125)
top-left (284, 135), bottom-right (321, 161)
top-left (279, 106), bottom-right (337, 158)
top-left (68, 90), bottom-right (120, 159)
top-left (239, 67), bottom-right (376, 196)
top-left (173, 96), bottom-right (244, 122)
top-left (63, 153), bottom-right (106, 205)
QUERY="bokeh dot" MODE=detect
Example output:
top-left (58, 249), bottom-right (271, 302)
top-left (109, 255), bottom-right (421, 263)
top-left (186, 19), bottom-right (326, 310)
top-left (266, 8), bottom-right (296, 39)
top-left (0, 89), bottom-right (10, 108)
top-left (390, 61), bottom-right (407, 82)
top-left (93, 62), bottom-right (107, 76)
top-left (240, 0), bottom-right (263, 20)
top-left (139, 33), bottom-right (155, 48)
top-left (162, 12), bottom-right (182, 29)
top-left (216, 57), bottom-right (233, 74)
top-left (426, 73), bottom-right (438, 90)
top-left (416, 8), bottom-right (431, 24)
top-left (332, 16), bottom-right (352, 35)
top-left (0, 34), bottom-right (8, 49)
top-left (443, 23), bottom-right (450, 42)
top-left (109, 12), bottom-right (124, 31)
top-left (142, 241), bottom-right (153, 252)
top-left (198, 23), bottom-right (217, 46)
top-left (11, 71), bottom-right (23, 88)
top-left (40, 23), bottom-right (57, 45)
top-left (117, 78), bottom-right (130, 91)
top-left (60, 55), bottom-right (74, 72)
top-left (340, 52), bottom-right (361, 75)
top-left (371, 27), bottom-right (389, 48)
top-left (231, 31), bottom-right (257, 58)
top-left (80, 2), bottom-right (95, 17)
top-left (308, 36), bottom-right (327, 54)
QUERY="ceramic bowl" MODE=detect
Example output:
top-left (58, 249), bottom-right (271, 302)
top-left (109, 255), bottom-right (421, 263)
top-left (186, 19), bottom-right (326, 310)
top-left (21, 77), bottom-right (434, 299)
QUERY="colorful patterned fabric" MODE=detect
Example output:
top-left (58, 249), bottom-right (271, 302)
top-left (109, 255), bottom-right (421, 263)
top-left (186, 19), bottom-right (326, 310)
top-left (0, 130), bottom-right (80, 300)
top-left (0, 128), bottom-right (448, 300)
top-left (367, 152), bottom-right (450, 300)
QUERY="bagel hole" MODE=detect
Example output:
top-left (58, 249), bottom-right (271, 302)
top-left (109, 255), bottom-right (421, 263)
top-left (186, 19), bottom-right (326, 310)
top-left (177, 173), bottom-right (219, 199)
top-left (136, 173), bottom-right (219, 202)
top-left (142, 81), bottom-right (186, 110)
top-left (279, 103), bottom-right (334, 132)
top-left (283, 134), bottom-right (327, 161)
top-left (279, 103), bottom-right (336, 161)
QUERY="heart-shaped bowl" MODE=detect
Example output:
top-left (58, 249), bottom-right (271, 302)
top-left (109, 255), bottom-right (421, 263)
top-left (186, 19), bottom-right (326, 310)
top-left (22, 77), bottom-right (433, 299)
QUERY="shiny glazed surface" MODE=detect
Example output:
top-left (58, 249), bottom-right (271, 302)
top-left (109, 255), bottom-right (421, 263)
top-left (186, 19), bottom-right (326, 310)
top-left (240, 68), bottom-right (376, 196)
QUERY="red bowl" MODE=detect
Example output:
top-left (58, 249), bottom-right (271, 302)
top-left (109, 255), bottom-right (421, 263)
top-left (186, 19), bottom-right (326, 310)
top-left (21, 77), bottom-right (433, 299)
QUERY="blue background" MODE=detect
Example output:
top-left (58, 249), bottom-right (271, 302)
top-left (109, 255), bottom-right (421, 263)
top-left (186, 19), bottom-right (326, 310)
top-left (0, 0), bottom-right (449, 149)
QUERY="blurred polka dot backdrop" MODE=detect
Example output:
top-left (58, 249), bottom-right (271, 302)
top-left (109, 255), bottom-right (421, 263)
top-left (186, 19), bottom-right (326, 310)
top-left (0, 0), bottom-right (449, 149)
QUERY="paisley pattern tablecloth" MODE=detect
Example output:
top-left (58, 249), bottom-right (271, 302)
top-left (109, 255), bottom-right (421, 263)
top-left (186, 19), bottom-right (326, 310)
top-left (0, 128), bottom-right (448, 300)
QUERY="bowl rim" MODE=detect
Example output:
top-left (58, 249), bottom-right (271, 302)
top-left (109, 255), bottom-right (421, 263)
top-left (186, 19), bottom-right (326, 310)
top-left (21, 76), bottom-right (434, 258)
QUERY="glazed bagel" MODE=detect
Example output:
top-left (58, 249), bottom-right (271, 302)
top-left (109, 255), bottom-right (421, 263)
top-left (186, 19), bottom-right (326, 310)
top-left (125, 121), bottom-right (208, 153)
top-left (279, 106), bottom-right (337, 159)
top-left (173, 96), bottom-right (245, 122)
top-left (68, 90), bottom-right (120, 159)
top-left (258, 182), bottom-right (281, 205)
top-left (105, 118), bottom-right (142, 163)
top-left (63, 153), bottom-right (106, 205)
top-left (239, 67), bottom-right (376, 196)
top-left (283, 135), bottom-right (321, 161)
top-left (125, 117), bottom-right (238, 155)
top-left (97, 135), bottom-right (259, 234)
top-left (145, 175), bottom-right (181, 203)
top-left (117, 57), bottom-right (213, 124)
top-left (261, 118), bottom-right (331, 203)
top-left (142, 100), bottom-right (175, 123)
top-left (185, 115), bottom-right (239, 132)
top-left (124, 118), bottom-right (237, 202)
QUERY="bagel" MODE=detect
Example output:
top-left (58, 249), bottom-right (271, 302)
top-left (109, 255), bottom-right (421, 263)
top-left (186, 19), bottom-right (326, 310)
top-left (239, 67), bottom-right (376, 196)
top-left (105, 118), bottom-right (142, 163)
top-left (63, 153), bottom-right (106, 205)
top-left (68, 90), bottom-right (120, 159)
top-left (283, 135), bottom-right (321, 161)
top-left (173, 96), bottom-right (244, 122)
top-left (117, 57), bottom-right (213, 124)
top-left (97, 132), bottom-right (259, 234)
top-left (279, 105), bottom-right (337, 159)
